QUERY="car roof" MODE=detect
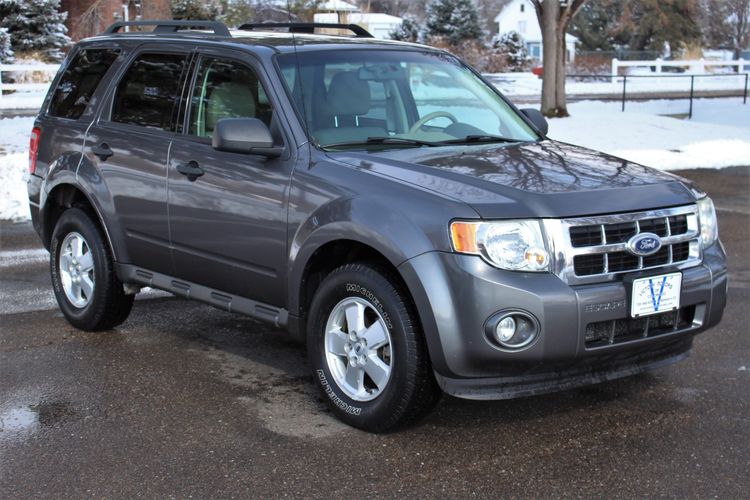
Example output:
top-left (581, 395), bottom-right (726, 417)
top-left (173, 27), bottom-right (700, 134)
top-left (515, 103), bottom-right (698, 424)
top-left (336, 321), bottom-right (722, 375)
top-left (83, 30), bottom-right (436, 55)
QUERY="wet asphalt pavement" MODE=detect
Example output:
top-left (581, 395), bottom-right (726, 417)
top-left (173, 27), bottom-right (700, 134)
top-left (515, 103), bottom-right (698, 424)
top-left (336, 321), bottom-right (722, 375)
top-left (1, 168), bottom-right (748, 498)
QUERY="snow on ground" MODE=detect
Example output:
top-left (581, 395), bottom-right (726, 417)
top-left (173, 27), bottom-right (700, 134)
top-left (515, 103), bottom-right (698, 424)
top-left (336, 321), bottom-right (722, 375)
top-left (0, 116), bottom-right (35, 222)
top-left (548, 98), bottom-right (750, 170)
top-left (0, 152), bottom-right (31, 222)
top-left (0, 115), bottom-right (35, 153)
top-left (0, 92), bottom-right (47, 110)
top-left (486, 72), bottom-right (749, 98)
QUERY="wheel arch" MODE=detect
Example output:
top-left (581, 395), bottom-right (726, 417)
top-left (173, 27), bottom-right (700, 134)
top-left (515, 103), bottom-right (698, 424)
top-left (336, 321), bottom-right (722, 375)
top-left (292, 237), bottom-right (425, 345)
top-left (41, 183), bottom-right (119, 262)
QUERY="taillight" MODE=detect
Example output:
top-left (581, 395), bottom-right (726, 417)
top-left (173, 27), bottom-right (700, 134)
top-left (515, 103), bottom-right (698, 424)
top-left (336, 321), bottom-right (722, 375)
top-left (29, 127), bottom-right (41, 175)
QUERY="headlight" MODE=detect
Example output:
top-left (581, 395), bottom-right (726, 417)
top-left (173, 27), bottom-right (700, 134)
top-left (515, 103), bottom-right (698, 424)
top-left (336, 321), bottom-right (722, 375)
top-left (697, 197), bottom-right (718, 248)
top-left (450, 220), bottom-right (549, 271)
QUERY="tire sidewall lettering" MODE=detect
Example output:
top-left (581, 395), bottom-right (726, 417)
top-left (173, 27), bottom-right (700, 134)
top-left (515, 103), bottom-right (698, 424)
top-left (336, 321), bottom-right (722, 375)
top-left (344, 282), bottom-right (393, 329)
top-left (316, 369), bottom-right (362, 415)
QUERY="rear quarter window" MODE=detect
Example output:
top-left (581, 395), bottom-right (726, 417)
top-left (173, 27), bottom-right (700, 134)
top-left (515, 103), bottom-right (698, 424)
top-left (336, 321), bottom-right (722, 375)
top-left (48, 48), bottom-right (120, 120)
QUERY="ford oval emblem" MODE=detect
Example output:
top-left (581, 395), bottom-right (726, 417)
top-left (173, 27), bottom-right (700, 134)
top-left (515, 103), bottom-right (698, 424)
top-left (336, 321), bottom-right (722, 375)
top-left (627, 232), bottom-right (662, 256)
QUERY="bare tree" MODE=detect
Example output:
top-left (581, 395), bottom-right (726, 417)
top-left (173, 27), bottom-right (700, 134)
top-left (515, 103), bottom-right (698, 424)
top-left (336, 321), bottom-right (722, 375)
top-left (728, 0), bottom-right (750, 59)
top-left (530, 0), bottom-right (588, 118)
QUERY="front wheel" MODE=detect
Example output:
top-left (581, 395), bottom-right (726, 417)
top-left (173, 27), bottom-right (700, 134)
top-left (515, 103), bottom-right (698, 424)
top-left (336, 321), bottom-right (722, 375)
top-left (307, 263), bottom-right (440, 432)
top-left (50, 207), bottom-right (134, 331)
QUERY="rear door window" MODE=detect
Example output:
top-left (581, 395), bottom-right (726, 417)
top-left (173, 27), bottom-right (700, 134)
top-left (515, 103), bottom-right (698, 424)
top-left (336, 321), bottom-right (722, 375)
top-left (111, 52), bottom-right (188, 131)
top-left (48, 48), bottom-right (120, 120)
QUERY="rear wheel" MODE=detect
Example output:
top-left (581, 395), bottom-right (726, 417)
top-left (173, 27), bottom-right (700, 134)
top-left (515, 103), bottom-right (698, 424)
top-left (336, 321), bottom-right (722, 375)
top-left (50, 208), bottom-right (134, 331)
top-left (307, 263), bottom-right (441, 432)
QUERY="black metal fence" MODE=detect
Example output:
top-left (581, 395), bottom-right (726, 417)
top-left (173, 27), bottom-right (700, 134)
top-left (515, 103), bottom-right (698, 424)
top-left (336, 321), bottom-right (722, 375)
top-left (566, 73), bottom-right (749, 118)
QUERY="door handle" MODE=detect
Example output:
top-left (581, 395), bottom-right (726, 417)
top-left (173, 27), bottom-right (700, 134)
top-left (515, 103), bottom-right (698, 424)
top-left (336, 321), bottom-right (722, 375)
top-left (176, 160), bottom-right (204, 181)
top-left (91, 143), bottom-right (113, 161)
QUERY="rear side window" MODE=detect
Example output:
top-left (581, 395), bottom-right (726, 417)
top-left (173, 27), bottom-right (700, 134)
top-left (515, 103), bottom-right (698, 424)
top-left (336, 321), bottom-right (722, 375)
top-left (111, 53), bottom-right (188, 131)
top-left (48, 48), bottom-right (120, 120)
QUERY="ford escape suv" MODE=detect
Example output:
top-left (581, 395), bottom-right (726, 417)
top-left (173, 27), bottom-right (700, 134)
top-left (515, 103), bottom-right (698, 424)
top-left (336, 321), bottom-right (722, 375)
top-left (28, 21), bottom-right (728, 432)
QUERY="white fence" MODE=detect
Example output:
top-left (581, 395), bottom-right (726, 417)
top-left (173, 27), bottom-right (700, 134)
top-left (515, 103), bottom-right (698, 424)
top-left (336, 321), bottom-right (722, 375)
top-left (611, 58), bottom-right (748, 82)
top-left (0, 63), bottom-right (60, 101)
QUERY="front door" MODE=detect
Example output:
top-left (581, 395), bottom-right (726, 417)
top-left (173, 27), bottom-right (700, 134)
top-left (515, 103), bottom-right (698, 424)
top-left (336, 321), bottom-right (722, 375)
top-left (84, 47), bottom-right (191, 273)
top-left (167, 50), bottom-right (294, 306)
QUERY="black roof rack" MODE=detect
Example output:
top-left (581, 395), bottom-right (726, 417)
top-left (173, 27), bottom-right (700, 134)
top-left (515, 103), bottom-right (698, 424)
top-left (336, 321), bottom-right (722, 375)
top-left (238, 22), bottom-right (373, 38)
top-left (103, 20), bottom-right (231, 37)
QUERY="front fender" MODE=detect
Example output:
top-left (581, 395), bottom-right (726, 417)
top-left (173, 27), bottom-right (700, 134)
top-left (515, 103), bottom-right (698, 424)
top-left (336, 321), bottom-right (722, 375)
top-left (287, 195), bottom-right (437, 315)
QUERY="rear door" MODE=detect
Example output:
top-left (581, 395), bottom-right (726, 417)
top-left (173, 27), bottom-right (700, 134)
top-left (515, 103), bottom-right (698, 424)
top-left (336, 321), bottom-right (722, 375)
top-left (167, 48), bottom-right (294, 306)
top-left (83, 44), bottom-right (192, 273)
top-left (35, 44), bottom-right (121, 179)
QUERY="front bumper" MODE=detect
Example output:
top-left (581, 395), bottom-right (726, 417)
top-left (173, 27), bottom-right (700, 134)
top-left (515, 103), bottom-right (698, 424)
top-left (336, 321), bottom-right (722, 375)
top-left (398, 242), bottom-right (728, 399)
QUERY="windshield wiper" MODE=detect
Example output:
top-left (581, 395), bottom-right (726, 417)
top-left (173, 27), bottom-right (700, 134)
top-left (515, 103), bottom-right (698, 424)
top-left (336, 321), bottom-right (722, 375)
top-left (322, 137), bottom-right (439, 150)
top-left (438, 135), bottom-right (521, 145)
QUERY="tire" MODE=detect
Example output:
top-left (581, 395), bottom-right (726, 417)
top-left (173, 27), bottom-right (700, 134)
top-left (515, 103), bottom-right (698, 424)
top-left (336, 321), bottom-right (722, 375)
top-left (50, 207), bottom-right (134, 331)
top-left (307, 263), bottom-right (441, 432)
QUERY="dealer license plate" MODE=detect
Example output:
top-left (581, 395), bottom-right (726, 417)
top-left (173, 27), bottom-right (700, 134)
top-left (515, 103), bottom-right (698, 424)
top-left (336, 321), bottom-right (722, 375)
top-left (631, 272), bottom-right (682, 318)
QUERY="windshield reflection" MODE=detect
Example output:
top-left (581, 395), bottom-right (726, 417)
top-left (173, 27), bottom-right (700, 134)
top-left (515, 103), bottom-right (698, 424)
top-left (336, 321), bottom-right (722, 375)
top-left (277, 50), bottom-right (538, 149)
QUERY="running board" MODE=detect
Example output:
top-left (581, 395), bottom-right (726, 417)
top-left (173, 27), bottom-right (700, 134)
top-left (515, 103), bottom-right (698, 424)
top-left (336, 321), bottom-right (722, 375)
top-left (116, 263), bottom-right (288, 328)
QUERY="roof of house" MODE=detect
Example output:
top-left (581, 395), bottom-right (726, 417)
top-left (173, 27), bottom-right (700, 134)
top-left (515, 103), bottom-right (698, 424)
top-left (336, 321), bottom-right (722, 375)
top-left (314, 12), bottom-right (404, 24)
top-left (319, 0), bottom-right (360, 12)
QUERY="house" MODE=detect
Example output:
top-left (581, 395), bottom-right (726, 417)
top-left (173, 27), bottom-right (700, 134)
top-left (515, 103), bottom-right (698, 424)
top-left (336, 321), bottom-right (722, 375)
top-left (313, 1), bottom-right (402, 40)
top-left (494, 0), bottom-right (577, 62)
top-left (314, 12), bottom-right (404, 39)
top-left (318, 0), bottom-right (361, 20)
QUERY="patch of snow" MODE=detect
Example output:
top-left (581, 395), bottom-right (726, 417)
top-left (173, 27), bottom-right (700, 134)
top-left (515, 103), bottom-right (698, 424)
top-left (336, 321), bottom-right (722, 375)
top-left (0, 92), bottom-right (46, 110)
top-left (548, 99), bottom-right (750, 170)
top-left (486, 72), bottom-right (749, 99)
top-left (0, 116), bottom-right (35, 153)
top-left (0, 152), bottom-right (31, 222)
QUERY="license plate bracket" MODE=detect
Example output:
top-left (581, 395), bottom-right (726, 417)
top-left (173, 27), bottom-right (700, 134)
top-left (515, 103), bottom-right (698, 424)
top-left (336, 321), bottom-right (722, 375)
top-left (630, 272), bottom-right (682, 318)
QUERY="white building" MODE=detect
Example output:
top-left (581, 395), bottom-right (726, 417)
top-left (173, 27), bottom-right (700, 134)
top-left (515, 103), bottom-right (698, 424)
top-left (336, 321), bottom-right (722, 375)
top-left (494, 0), bottom-right (577, 62)
top-left (313, 0), bottom-right (403, 40)
top-left (314, 12), bottom-right (404, 39)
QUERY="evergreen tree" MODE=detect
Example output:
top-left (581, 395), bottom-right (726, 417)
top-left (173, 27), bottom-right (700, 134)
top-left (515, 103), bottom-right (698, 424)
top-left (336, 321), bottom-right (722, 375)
top-left (0, 27), bottom-right (13, 64)
top-left (389, 16), bottom-right (420, 43)
top-left (0, 0), bottom-right (71, 62)
top-left (615, 0), bottom-right (702, 54)
top-left (569, 0), bottom-right (624, 51)
top-left (425, 0), bottom-right (483, 46)
top-left (493, 31), bottom-right (529, 71)
top-left (171, 0), bottom-right (221, 20)
top-left (221, 0), bottom-right (255, 28)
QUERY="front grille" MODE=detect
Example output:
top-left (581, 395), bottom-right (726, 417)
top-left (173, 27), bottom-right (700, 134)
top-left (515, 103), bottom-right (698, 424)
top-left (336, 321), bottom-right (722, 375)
top-left (585, 305), bottom-right (698, 347)
top-left (546, 206), bottom-right (702, 284)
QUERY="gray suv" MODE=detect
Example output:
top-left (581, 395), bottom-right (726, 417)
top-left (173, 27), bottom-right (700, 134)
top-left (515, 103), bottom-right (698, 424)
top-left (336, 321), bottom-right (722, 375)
top-left (28, 21), bottom-right (728, 432)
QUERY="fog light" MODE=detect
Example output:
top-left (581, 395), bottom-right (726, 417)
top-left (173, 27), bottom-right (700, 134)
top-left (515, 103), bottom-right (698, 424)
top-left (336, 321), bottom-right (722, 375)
top-left (496, 316), bottom-right (516, 342)
top-left (488, 311), bottom-right (539, 349)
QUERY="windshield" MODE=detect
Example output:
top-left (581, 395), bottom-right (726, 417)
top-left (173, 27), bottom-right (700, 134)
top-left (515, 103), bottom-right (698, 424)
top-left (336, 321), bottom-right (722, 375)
top-left (277, 49), bottom-right (538, 149)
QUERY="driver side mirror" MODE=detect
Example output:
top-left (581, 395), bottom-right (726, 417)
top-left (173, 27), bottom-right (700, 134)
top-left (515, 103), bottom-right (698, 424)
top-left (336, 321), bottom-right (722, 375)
top-left (521, 108), bottom-right (549, 136)
top-left (212, 118), bottom-right (283, 158)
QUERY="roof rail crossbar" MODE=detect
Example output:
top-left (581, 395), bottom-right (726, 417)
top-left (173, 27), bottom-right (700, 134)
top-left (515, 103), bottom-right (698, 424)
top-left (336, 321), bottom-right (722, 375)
top-left (237, 22), bottom-right (373, 38)
top-left (104, 20), bottom-right (231, 37)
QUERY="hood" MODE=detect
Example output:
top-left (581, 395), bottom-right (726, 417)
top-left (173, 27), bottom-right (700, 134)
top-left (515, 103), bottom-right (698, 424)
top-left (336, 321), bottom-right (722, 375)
top-left (328, 140), bottom-right (698, 219)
